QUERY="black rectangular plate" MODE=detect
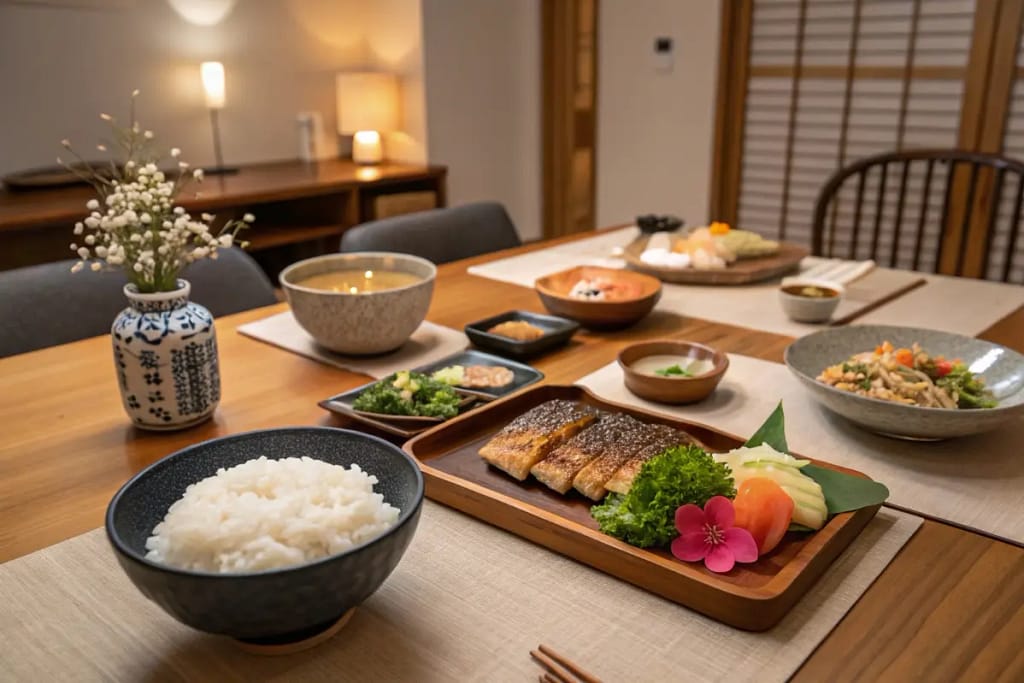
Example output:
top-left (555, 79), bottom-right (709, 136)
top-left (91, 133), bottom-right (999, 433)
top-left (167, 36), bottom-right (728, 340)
top-left (464, 310), bottom-right (580, 358)
top-left (319, 350), bottom-right (544, 437)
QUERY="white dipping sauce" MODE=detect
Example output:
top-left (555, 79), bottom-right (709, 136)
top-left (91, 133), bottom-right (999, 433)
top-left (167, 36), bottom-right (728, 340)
top-left (631, 354), bottom-right (715, 378)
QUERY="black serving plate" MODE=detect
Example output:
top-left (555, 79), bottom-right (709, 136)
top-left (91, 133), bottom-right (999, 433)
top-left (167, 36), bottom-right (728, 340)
top-left (319, 350), bottom-right (544, 437)
top-left (464, 310), bottom-right (579, 358)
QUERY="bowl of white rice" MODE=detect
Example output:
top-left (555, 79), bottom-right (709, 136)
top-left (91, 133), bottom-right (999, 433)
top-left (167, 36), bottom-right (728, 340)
top-left (105, 427), bottom-right (423, 645)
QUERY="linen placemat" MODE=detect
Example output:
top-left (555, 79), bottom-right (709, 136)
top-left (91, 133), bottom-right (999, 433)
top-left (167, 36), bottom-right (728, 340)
top-left (466, 226), bottom-right (636, 287)
top-left (237, 311), bottom-right (467, 379)
top-left (0, 501), bottom-right (920, 683)
top-left (578, 356), bottom-right (1024, 545)
top-left (856, 273), bottom-right (1024, 336)
top-left (467, 229), bottom-right (931, 336)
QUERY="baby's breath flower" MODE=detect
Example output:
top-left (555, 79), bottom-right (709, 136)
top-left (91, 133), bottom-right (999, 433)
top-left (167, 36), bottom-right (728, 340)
top-left (178, 161), bottom-right (189, 170)
top-left (74, 222), bottom-right (84, 235)
top-left (143, 130), bottom-right (154, 139)
top-left (71, 261), bottom-right (84, 273)
top-left (77, 247), bottom-right (90, 259)
top-left (100, 113), bottom-right (112, 121)
top-left (86, 199), bottom-right (99, 211)
top-left (193, 169), bottom-right (204, 181)
top-left (243, 213), bottom-right (255, 223)
top-left (170, 148), bottom-right (181, 158)
top-left (90, 262), bottom-right (102, 271)
top-left (201, 213), bottom-right (213, 222)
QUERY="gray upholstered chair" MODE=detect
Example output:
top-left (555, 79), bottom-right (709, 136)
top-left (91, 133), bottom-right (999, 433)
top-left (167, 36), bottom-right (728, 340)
top-left (0, 247), bottom-right (276, 358)
top-left (339, 201), bottom-right (522, 264)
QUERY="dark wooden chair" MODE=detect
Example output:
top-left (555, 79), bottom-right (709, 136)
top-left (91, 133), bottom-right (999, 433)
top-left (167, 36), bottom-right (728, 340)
top-left (811, 149), bottom-right (1024, 283)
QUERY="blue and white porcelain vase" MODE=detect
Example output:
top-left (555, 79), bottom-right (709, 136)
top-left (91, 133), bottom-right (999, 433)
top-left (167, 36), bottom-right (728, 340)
top-left (112, 279), bottom-right (220, 430)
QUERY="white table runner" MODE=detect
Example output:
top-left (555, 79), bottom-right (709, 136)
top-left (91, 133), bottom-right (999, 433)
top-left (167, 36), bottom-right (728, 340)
top-left (0, 502), bottom-right (920, 682)
top-left (578, 356), bottom-right (1024, 545)
top-left (237, 312), bottom-right (467, 379)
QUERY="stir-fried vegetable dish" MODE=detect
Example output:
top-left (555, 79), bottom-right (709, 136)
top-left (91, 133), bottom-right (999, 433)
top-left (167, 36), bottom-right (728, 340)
top-left (817, 341), bottom-right (997, 409)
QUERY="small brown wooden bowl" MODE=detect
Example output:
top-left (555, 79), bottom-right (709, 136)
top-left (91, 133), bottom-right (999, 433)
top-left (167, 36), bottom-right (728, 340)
top-left (618, 340), bottom-right (729, 404)
top-left (534, 266), bottom-right (662, 330)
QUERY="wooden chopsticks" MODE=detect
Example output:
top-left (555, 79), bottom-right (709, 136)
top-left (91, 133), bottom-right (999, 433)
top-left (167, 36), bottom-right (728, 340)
top-left (531, 644), bottom-right (604, 683)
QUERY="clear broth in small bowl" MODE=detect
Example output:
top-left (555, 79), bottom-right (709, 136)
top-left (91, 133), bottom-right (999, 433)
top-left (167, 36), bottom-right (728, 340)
top-left (781, 284), bottom-right (840, 299)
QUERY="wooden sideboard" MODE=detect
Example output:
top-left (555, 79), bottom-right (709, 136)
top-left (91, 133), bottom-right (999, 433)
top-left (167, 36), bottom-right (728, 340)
top-left (0, 159), bottom-right (447, 272)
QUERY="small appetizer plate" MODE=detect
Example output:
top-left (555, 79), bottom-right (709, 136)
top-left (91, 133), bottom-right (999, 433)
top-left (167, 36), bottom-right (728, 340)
top-left (413, 349), bottom-right (545, 400)
top-left (778, 279), bottom-right (844, 323)
top-left (319, 350), bottom-right (545, 437)
top-left (618, 340), bottom-right (729, 404)
top-left (321, 387), bottom-right (477, 438)
top-left (465, 310), bottom-right (580, 358)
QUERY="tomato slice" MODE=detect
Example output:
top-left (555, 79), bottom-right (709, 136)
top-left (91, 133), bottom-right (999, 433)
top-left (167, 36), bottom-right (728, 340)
top-left (935, 359), bottom-right (953, 377)
top-left (733, 478), bottom-right (795, 555)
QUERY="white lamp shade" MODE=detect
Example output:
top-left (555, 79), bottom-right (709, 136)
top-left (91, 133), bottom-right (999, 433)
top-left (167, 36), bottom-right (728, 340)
top-left (200, 61), bottom-right (226, 109)
top-left (336, 72), bottom-right (399, 134)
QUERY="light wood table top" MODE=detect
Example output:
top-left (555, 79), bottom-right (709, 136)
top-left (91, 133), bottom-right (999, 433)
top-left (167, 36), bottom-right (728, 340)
top-left (2, 230), bottom-right (1023, 681)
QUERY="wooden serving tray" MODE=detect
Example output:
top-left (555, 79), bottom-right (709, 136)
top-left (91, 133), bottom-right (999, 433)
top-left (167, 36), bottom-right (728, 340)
top-left (403, 385), bottom-right (881, 631)
top-left (623, 236), bottom-right (809, 285)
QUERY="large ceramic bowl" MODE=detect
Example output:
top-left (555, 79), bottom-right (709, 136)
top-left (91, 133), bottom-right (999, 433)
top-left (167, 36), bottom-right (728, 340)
top-left (280, 252), bottom-right (436, 355)
top-left (535, 265), bottom-right (662, 329)
top-left (786, 325), bottom-right (1024, 440)
top-left (106, 427), bottom-right (424, 645)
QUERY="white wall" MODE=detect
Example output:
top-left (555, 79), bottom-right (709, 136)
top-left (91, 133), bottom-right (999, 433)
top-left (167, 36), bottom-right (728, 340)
top-left (420, 0), bottom-right (542, 240)
top-left (0, 0), bottom-right (427, 176)
top-left (596, 0), bottom-right (720, 229)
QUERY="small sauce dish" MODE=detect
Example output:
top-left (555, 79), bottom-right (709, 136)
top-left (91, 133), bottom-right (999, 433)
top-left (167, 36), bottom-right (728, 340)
top-left (618, 340), bottom-right (729, 404)
top-left (778, 280), bottom-right (844, 323)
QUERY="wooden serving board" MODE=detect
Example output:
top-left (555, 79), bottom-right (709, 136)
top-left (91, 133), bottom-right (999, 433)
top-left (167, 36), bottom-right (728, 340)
top-left (403, 384), bottom-right (880, 631)
top-left (623, 237), bottom-right (809, 285)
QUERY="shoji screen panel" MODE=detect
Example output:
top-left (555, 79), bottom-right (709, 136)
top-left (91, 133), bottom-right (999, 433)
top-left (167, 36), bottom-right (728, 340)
top-left (734, 0), bottom-right (976, 265)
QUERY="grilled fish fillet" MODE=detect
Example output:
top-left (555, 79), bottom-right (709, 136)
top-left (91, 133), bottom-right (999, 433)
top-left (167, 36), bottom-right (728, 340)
top-left (572, 423), bottom-right (677, 500)
top-left (530, 413), bottom-right (646, 494)
top-left (603, 428), bottom-right (697, 495)
top-left (478, 399), bottom-right (597, 480)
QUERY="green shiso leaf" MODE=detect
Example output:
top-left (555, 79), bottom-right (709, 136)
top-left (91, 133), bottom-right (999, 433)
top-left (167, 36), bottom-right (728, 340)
top-left (590, 444), bottom-right (735, 548)
top-left (744, 400), bottom-right (788, 452)
top-left (800, 464), bottom-right (889, 514)
top-left (742, 401), bottom-right (889, 514)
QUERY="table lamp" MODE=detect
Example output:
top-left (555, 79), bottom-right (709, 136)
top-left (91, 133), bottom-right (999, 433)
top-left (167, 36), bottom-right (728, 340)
top-left (200, 61), bottom-right (237, 174)
top-left (336, 72), bottom-right (398, 165)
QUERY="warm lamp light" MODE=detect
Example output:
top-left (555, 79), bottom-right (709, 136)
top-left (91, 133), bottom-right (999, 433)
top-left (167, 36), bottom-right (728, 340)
top-left (200, 61), bottom-right (226, 109)
top-left (336, 72), bottom-right (398, 164)
top-left (198, 61), bottom-right (236, 175)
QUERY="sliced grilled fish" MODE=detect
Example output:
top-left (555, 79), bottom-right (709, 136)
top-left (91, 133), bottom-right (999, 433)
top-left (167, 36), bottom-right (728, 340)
top-left (478, 399), bottom-right (597, 480)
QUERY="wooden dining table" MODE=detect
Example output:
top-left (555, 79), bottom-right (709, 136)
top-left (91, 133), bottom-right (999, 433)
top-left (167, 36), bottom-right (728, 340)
top-left (2, 230), bottom-right (1023, 681)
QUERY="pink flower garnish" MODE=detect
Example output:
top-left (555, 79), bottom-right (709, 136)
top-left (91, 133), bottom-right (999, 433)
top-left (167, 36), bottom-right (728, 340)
top-left (671, 496), bottom-right (759, 573)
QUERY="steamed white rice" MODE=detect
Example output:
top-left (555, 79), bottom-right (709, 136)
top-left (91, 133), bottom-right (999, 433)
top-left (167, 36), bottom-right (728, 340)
top-left (145, 456), bottom-right (401, 573)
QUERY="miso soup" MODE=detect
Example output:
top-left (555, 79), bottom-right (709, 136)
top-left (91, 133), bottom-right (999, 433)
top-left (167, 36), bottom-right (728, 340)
top-left (296, 269), bottom-right (422, 294)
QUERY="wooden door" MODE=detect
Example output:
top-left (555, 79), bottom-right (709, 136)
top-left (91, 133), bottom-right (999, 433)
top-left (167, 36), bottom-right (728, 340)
top-left (542, 0), bottom-right (598, 238)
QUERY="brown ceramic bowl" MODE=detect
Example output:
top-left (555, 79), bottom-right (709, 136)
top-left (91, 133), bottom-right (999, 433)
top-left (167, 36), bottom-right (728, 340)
top-left (534, 266), bottom-right (662, 330)
top-left (618, 340), bottom-right (729, 404)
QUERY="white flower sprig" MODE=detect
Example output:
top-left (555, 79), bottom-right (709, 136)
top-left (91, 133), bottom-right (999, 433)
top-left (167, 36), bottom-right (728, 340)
top-left (61, 91), bottom-right (252, 293)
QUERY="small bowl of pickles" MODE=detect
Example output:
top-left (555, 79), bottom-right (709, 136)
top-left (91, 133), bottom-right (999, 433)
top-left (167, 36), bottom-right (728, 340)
top-left (778, 280), bottom-right (844, 324)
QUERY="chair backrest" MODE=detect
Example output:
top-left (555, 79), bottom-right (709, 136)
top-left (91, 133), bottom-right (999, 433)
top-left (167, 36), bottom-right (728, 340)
top-left (811, 149), bottom-right (1024, 283)
top-left (0, 247), bottom-right (276, 358)
top-left (340, 201), bottom-right (522, 264)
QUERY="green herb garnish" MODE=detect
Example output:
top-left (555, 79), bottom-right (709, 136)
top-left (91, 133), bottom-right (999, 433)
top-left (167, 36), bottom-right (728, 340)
top-left (654, 364), bottom-right (692, 377)
top-left (352, 370), bottom-right (461, 419)
top-left (590, 444), bottom-right (735, 548)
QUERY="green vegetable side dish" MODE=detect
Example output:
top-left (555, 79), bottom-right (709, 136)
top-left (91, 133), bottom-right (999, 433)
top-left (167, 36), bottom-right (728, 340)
top-left (352, 370), bottom-right (461, 419)
top-left (654, 364), bottom-right (692, 377)
top-left (591, 444), bottom-right (735, 548)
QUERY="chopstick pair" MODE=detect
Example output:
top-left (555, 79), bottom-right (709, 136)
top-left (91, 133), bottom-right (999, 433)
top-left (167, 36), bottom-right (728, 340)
top-left (531, 644), bottom-right (603, 683)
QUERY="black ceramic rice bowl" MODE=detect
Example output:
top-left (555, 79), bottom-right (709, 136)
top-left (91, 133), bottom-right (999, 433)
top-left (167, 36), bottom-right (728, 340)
top-left (105, 427), bottom-right (423, 644)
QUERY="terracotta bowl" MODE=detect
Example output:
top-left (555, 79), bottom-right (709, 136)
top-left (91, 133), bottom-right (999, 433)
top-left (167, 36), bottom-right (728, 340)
top-left (534, 266), bottom-right (662, 330)
top-left (618, 340), bottom-right (729, 404)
